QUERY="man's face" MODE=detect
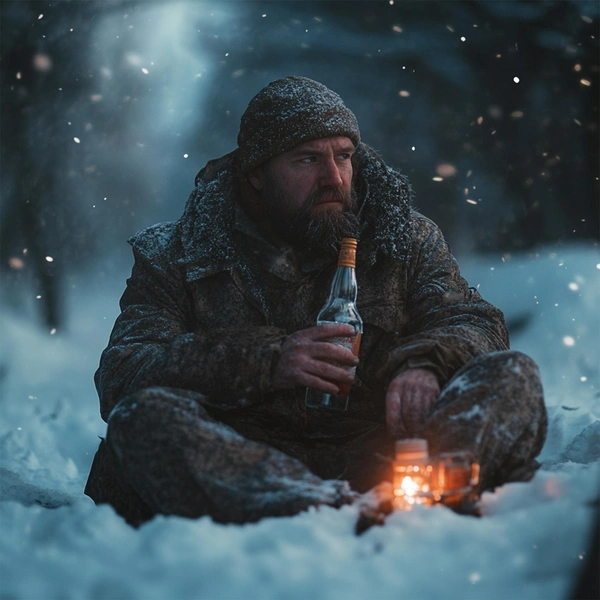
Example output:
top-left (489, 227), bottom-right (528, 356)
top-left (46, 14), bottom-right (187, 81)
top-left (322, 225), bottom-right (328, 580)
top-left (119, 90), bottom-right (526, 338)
top-left (249, 136), bottom-right (359, 252)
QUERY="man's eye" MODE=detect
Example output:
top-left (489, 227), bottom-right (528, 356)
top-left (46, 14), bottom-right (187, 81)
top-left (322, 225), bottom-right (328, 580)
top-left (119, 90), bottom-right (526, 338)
top-left (299, 157), bottom-right (316, 163)
top-left (337, 153), bottom-right (351, 160)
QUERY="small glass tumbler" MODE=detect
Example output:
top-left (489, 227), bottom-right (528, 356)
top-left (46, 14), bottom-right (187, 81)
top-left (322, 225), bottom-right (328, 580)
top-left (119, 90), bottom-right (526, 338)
top-left (437, 451), bottom-right (480, 512)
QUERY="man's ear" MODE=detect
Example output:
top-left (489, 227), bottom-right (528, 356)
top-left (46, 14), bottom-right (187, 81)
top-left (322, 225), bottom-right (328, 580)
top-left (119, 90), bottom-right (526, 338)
top-left (247, 166), bottom-right (264, 191)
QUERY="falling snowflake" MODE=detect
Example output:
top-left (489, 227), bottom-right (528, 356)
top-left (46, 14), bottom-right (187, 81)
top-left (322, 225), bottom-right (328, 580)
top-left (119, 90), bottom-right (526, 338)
top-left (469, 572), bottom-right (482, 584)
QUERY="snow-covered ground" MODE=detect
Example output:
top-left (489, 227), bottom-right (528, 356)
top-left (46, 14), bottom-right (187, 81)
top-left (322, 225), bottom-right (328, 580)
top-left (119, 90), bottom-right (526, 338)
top-left (0, 243), bottom-right (598, 600)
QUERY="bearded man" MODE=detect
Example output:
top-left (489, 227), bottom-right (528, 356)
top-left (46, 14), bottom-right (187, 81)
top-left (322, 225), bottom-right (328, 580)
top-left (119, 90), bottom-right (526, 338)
top-left (85, 76), bottom-right (547, 527)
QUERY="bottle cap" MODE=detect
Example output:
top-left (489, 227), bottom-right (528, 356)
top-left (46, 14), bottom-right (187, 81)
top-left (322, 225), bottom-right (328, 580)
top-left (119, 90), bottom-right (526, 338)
top-left (338, 238), bottom-right (357, 267)
top-left (395, 438), bottom-right (429, 459)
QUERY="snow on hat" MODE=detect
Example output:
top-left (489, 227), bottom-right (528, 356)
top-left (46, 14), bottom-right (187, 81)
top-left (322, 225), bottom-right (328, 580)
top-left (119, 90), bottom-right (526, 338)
top-left (237, 76), bottom-right (361, 173)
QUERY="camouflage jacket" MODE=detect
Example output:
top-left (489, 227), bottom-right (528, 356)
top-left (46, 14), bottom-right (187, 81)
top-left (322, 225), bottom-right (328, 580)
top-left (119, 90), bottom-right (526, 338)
top-left (95, 143), bottom-right (509, 438)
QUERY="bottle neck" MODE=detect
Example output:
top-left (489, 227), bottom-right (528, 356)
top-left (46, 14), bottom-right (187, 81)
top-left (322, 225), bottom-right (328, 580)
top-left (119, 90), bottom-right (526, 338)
top-left (328, 265), bottom-right (358, 302)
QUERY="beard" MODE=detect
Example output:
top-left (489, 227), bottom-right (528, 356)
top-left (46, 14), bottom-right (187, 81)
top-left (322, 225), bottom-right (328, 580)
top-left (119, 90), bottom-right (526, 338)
top-left (260, 181), bottom-right (360, 255)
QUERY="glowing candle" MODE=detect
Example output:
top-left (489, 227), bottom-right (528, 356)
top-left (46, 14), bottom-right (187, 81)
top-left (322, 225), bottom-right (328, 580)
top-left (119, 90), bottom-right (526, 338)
top-left (393, 439), bottom-right (437, 510)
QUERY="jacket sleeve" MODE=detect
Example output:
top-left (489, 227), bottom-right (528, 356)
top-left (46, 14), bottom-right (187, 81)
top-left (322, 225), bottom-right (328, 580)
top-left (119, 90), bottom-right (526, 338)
top-left (377, 214), bottom-right (509, 388)
top-left (95, 245), bottom-right (286, 422)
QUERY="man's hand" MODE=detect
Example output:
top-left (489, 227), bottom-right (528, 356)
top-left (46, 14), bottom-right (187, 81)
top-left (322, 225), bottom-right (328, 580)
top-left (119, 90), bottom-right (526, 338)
top-left (272, 324), bottom-right (359, 393)
top-left (386, 368), bottom-right (440, 436)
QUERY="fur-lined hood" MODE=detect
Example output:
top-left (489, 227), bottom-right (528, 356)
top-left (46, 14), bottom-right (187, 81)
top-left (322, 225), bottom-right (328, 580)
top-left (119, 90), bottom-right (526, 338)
top-left (137, 143), bottom-right (415, 282)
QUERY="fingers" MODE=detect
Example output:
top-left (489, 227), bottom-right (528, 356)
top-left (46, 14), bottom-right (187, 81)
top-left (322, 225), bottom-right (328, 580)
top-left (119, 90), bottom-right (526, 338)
top-left (386, 385), bottom-right (402, 436)
top-left (401, 390), bottom-right (430, 433)
top-left (284, 326), bottom-right (359, 364)
top-left (289, 355), bottom-right (355, 393)
top-left (307, 355), bottom-right (356, 382)
top-left (302, 324), bottom-right (359, 367)
top-left (386, 369), bottom-right (440, 436)
top-left (302, 372), bottom-right (346, 395)
top-left (272, 326), bottom-right (359, 392)
top-left (311, 340), bottom-right (359, 367)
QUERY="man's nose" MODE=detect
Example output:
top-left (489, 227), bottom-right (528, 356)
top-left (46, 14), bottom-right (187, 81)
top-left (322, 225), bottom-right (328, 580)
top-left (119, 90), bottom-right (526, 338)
top-left (319, 158), bottom-right (344, 188)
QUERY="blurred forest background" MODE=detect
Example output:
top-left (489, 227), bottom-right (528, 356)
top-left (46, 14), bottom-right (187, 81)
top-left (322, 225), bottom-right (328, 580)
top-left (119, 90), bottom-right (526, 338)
top-left (1, 0), bottom-right (598, 331)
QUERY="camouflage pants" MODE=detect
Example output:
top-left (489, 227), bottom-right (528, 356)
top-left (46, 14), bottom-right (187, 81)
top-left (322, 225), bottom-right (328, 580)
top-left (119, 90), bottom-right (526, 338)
top-left (85, 350), bottom-right (547, 526)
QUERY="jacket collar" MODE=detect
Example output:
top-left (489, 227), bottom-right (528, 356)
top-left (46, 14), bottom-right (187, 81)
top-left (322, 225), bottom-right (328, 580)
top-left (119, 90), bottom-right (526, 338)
top-left (178, 151), bottom-right (239, 280)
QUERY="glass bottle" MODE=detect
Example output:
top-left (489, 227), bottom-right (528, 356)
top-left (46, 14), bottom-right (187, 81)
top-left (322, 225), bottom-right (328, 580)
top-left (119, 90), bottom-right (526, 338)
top-left (392, 438), bottom-right (437, 510)
top-left (305, 237), bottom-right (363, 411)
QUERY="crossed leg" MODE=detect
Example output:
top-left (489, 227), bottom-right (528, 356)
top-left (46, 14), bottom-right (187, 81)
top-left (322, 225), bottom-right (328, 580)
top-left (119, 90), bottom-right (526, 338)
top-left (85, 351), bottom-right (547, 525)
top-left (86, 387), bottom-right (354, 525)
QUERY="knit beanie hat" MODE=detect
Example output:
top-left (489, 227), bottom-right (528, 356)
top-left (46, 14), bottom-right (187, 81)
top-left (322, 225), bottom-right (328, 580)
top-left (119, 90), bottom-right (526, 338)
top-left (237, 76), bottom-right (361, 173)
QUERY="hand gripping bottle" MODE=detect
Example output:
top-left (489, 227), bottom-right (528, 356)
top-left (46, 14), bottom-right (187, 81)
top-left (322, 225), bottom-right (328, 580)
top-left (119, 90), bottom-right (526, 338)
top-left (305, 238), bottom-right (363, 411)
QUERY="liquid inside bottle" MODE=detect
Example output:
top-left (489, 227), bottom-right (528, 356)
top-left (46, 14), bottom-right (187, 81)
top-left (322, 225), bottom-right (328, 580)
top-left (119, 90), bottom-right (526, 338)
top-left (305, 238), bottom-right (363, 411)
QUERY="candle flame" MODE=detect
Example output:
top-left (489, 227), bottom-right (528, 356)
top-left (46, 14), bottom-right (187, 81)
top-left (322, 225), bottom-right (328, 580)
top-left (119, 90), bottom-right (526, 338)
top-left (401, 475), bottom-right (420, 497)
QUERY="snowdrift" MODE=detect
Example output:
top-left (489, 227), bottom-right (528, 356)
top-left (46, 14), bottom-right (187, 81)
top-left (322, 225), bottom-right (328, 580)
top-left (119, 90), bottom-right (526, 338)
top-left (0, 244), bottom-right (598, 600)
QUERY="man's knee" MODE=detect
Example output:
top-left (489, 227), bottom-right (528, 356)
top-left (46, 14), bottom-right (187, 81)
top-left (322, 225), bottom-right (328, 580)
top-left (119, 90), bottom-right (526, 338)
top-left (441, 350), bottom-right (544, 404)
top-left (85, 387), bottom-right (206, 524)
top-left (105, 386), bottom-right (213, 466)
top-left (489, 349), bottom-right (541, 379)
top-left (108, 386), bottom-right (210, 425)
top-left (428, 349), bottom-right (548, 464)
top-left (455, 349), bottom-right (540, 380)
top-left (483, 350), bottom-right (547, 424)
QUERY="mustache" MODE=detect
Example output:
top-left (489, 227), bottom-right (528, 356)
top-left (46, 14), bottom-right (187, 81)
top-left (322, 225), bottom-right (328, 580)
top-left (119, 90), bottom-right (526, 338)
top-left (305, 186), bottom-right (354, 210)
